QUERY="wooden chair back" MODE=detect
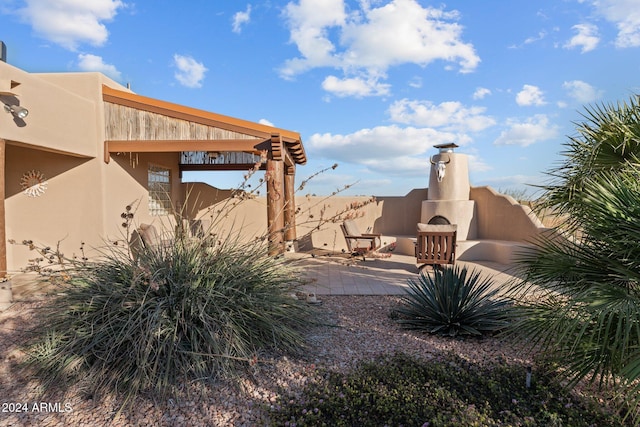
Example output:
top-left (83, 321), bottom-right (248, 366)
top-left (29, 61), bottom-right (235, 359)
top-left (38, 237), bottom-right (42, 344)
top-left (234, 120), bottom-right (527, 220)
top-left (416, 224), bottom-right (457, 266)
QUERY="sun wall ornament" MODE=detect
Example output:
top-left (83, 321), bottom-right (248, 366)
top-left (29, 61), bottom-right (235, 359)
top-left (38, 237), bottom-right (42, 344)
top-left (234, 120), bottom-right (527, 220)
top-left (20, 170), bottom-right (48, 197)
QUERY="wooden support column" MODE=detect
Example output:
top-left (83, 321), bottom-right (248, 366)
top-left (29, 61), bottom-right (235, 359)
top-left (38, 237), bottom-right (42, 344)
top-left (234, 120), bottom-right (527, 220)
top-left (266, 140), bottom-right (285, 256)
top-left (284, 166), bottom-right (296, 242)
top-left (0, 139), bottom-right (6, 278)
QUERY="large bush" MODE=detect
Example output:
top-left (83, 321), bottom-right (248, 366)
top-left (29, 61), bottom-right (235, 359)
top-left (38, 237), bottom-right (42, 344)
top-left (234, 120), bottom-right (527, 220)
top-left (22, 231), bottom-right (312, 407)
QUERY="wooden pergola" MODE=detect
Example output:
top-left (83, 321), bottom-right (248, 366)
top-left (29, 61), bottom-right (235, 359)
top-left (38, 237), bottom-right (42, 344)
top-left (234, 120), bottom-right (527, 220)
top-left (102, 86), bottom-right (307, 255)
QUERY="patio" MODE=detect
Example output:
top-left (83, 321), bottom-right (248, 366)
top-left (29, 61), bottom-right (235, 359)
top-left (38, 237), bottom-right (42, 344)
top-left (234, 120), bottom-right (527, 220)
top-left (291, 252), bottom-right (522, 296)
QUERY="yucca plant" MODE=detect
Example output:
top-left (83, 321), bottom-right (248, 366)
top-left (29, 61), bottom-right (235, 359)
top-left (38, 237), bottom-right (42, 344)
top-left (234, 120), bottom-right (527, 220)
top-left (22, 229), bottom-right (312, 409)
top-left (394, 265), bottom-right (510, 337)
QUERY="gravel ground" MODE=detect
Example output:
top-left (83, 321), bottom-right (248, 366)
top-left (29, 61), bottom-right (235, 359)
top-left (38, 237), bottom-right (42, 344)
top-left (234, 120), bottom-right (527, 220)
top-left (0, 295), bottom-right (534, 427)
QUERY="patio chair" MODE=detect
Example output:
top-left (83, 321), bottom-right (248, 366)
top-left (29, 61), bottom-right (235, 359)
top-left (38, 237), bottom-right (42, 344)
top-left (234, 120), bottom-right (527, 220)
top-left (341, 219), bottom-right (381, 260)
top-left (128, 223), bottom-right (170, 260)
top-left (415, 223), bottom-right (457, 269)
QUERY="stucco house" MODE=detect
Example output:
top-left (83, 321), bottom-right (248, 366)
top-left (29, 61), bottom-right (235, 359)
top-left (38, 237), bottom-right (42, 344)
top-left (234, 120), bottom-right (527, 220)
top-left (0, 54), bottom-right (307, 276)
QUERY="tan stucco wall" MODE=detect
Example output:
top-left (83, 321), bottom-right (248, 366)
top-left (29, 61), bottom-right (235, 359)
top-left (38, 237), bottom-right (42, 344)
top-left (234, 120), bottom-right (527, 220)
top-left (0, 62), bottom-right (127, 158)
top-left (174, 184), bottom-right (547, 255)
top-left (372, 189), bottom-right (426, 235)
top-left (5, 145), bottom-right (103, 269)
top-left (6, 148), bottom-right (181, 272)
top-left (470, 186), bottom-right (546, 242)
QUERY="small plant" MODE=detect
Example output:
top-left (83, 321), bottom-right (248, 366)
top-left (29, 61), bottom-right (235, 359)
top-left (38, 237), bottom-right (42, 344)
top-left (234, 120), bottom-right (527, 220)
top-left (268, 352), bottom-right (624, 426)
top-left (393, 265), bottom-right (510, 336)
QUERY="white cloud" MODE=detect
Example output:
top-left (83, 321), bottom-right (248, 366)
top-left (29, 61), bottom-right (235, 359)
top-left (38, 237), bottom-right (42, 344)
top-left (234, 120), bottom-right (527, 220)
top-left (308, 125), bottom-right (457, 176)
top-left (524, 31), bottom-right (547, 45)
top-left (322, 74), bottom-right (390, 97)
top-left (494, 114), bottom-right (559, 147)
top-left (564, 23), bottom-right (599, 53)
top-left (232, 5), bottom-right (251, 34)
top-left (362, 155), bottom-right (431, 177)
top-left (408, 76), bottom-right (423, 88)
top-left (280, 0), bottom-right (479, 96)
top-left (466, 153), bottom-right (492, 173)
top-left (472, 87), bottom-right (491, 100)
top-left (77, 53), bottom-right (121, 81)
top-left (279, 0), bottom-right (346, 78)
top-left (388, 99), bottom-right (496, 132)
top-left (259, 118), bottom-right (275, 126)
top-left (173, 54), bottom-right (208, 88)
top-left (516, 84), bottom-right (546, 106)
top-left (16, 0), bottom-right (124, 50)
top-left (562, 80), bottom-right (603, 104)
top-left (590, 0), bottom-right (640, 48)
top-left (339, 0), bottom-right (479, 72)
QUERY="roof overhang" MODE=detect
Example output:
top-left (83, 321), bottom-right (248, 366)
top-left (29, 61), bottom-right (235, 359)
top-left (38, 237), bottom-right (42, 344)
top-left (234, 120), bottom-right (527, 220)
top-left (102, 85), bottom-right (306, 166)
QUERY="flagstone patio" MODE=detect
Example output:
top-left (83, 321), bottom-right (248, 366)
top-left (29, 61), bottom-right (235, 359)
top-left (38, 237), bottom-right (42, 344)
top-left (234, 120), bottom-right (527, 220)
top-left (291, 252), bottom-right (522, 296)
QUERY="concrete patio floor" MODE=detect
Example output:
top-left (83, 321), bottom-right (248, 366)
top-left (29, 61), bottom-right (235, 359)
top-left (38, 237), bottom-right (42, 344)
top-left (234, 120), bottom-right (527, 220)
top-left (290, 252), bottom-right (523, 296)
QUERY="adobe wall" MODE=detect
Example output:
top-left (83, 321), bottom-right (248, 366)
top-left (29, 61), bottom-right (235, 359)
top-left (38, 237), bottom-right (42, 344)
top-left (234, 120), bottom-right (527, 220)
top-left (470, 186), bottom-right (546, 242)
top-left (0, 62), bottom-right (121, 158)
top-left (176, 184), bottom-right (548, 255)
top-left (6, 148), bottom-right (182, 272)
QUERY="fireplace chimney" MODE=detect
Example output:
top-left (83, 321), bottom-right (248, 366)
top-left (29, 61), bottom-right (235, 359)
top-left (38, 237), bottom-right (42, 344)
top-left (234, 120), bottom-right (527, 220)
top-left (421, 143), bottom-right (477, 240)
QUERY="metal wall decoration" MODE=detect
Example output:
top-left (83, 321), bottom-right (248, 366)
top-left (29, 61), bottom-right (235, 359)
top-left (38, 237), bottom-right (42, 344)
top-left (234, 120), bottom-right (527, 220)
top-left (20, 170), bottom-right (48, 197)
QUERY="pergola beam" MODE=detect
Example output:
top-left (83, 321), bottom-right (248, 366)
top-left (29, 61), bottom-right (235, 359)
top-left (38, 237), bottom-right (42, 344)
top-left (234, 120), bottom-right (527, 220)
top-left (104, 138), bottom-right (270, 163)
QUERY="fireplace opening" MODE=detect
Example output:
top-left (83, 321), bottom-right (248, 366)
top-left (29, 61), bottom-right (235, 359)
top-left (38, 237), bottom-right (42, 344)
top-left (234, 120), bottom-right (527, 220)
top-left (428, 215), bottom-right (450, 225)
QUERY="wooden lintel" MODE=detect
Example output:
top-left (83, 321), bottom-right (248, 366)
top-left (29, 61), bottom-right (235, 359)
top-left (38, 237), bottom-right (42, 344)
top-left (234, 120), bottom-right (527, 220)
top-left (105, 139), bottom-right (270, 155)
top-left (179, 163), bottom-right (267, 172)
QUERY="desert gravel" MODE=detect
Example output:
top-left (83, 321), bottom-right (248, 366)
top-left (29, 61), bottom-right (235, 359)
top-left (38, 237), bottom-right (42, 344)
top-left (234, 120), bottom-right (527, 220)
top-left (0, 295), bottom-right (534, 427)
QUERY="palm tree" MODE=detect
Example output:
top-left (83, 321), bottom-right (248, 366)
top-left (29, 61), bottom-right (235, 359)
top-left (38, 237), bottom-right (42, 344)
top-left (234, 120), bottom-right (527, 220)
top-left (537, 94), bottom-right (640, 229)
top-left (509, 95), bottom-right (640, 421)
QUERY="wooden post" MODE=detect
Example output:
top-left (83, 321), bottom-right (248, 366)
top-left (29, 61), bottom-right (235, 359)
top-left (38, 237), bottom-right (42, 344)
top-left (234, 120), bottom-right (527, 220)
top-left (284, 167), bottom-right (296, 242)
top-left (266, 157), bottom-right (285, 256)
top-left (0, 139), bottom-right (6, 278)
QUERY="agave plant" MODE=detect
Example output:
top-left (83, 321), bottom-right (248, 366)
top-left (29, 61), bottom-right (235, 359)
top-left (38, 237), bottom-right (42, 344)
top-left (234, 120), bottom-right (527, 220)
top-left (394, 265), bottom-right (510, 337)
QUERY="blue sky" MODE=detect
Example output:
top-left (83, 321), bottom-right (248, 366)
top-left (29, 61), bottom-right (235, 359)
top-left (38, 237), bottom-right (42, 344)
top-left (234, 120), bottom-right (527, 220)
top-left (1, 0), bottom-right (639, 197)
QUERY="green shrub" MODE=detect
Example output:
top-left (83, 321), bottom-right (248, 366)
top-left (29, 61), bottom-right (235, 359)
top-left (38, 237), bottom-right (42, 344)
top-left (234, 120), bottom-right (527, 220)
top-left (393, 265), bottom-right (510, 336)
top-left (22, 232), bottom-right (312, 408)
top-left (269, 352), bottom-right (625, 426)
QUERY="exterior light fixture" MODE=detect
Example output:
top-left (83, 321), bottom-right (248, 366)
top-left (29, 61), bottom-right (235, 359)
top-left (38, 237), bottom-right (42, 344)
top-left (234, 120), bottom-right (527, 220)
top-left (3, 103), bottom-right (28, 119)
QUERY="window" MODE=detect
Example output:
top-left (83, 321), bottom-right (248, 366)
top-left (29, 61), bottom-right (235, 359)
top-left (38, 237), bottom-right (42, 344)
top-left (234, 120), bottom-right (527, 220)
top-left (148, 164), bottom-right (171, 216)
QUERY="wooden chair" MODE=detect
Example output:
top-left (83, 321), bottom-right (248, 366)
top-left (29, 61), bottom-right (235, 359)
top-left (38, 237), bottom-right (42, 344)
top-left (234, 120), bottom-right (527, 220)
top-left (128, 223), bottom-right (171, 261)
top-left (341, 219), bottom-right (381, 259)
top-left (415, 223), bottom-right (457, 268)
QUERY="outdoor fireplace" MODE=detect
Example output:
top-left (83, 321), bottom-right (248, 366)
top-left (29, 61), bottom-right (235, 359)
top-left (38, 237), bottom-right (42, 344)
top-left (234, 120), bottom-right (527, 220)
top-left (421, 143), bottom-right (477, 240)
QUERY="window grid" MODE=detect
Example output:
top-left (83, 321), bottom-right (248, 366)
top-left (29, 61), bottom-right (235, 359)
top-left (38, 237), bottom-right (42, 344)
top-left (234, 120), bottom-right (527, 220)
top-left (148, 164), bottom-right (171, 216)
